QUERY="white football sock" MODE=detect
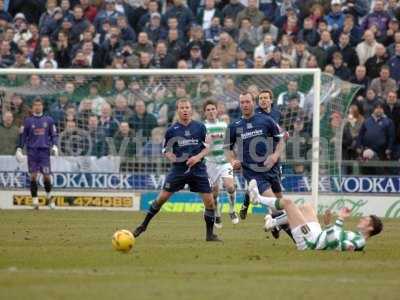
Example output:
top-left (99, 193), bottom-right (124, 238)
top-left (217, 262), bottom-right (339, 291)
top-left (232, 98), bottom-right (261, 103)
top-left (275, 212), bottom-right (288, 226)
top-left (228, 190), bottom-right (236, 214)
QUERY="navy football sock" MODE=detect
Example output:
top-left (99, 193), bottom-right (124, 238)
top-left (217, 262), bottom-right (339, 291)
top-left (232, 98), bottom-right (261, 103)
top-left (142, 201), bottom-right (161, 227)
top-left (44, 179), bottom-right (52, 194)
top-left (204, 208), bottom-right (215, 238)
top-left (30, 180), bottom-right (38, 198)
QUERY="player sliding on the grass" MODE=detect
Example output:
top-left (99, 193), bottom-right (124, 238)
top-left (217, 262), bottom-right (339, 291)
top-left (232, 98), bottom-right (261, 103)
top-left (16, 98), bottom-right (58, 209)
top-left (225, 92), bottom-right (286, 227)
top-left (248, 179), bottom-right (383, 250)
top-left (203, 99), bottom-right (239, 228)
top-left (133, 98), bottom-right (221, 242)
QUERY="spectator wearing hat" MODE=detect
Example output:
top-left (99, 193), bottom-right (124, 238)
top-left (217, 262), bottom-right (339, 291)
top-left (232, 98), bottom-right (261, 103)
top-left (94, 0), bottom-right (124, 33)
top-left (164, 0), bottom-right (194, 33)
top-left (207, 31), bottom-right (237, 67)
top-left (144, 12), bottom-right (167, 45)
top-left (187, 25), bottom-right (214, 59)
top-left (364, 43), bottom-right (388, 79)
top-left (369, 65), bottom-right (397, 99)
top-left (236, 0), bottom-right (264, 27)
top-left (70, 5), bottom-right (90, 44)
top-left (350, 65), bottom-right (369, 99)
top-left (361, 0), bottom-right (391, 42)
top-left (222, 0), bottom-right (245, 22)
top-left (388, 42), bottom-right (400, 85)
top-left (151, 41), bottom-right (177, 68)
top-left (256, 17), bottom-right (278, 44)
top-left (325, 0), bottom-right (345, 34)
top-left (205, 15), bottom-right (223, 45)
top-left (187, 44), bottom-right (207, 69)
top-left (197, 0), bottom-right (223, 31)
top-left (328, 32), bottom-right (359, 72)
top-left (381, 18), bottom-right (399, 47)
top-left (80, 0), bottom-right (97, 23)
top-left (356, 29), bottom-right (378, 65)
top-left (357, 101), bottom-right (395, 174)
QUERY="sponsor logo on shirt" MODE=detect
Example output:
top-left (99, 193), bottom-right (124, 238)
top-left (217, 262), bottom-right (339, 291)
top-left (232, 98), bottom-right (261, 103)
top-left (240, 129), bottom-right (263, 140)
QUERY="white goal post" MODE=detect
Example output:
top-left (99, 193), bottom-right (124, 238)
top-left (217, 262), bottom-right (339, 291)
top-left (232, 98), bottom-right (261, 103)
top-left (0, 68), bottom-right (322, 208)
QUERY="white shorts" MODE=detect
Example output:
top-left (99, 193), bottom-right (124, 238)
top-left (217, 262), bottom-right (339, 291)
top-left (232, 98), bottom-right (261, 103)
top-left (206, 161), bottom-right (233, 186)
top-left (291, 222), bottom-right (322, 251)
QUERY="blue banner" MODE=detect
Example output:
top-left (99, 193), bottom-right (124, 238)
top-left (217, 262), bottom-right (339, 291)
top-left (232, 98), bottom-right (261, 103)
top-left (0, 172), bottom-right (399, 193)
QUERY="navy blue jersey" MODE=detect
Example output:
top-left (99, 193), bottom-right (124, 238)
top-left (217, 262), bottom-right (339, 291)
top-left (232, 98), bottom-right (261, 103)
top-left (19, 115), bottom-right (58, 150)
top-left (163, 120), bottom-right (207, 169)
top-left (226, 113), bottom-right (282, 173)
top-left (255, 106), bottom-right (282, 124)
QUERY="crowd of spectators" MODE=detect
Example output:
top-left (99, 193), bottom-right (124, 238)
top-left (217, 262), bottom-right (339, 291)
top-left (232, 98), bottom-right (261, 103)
top-left (0, 0), bottom-right (399, 175)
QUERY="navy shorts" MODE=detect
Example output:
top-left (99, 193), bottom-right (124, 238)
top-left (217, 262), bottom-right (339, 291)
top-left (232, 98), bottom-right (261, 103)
top-left (27, 148), bottom-right (51, 175)
top-left (163, 164), bottom-right (212, 193)
top-left (243, 168), bottom-right (282, 195)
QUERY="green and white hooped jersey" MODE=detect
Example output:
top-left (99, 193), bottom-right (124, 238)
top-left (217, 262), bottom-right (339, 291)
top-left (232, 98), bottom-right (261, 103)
top-left (205, 120), bottom-right (228, 164)
top-left (306, 219), bottom-right (366, 251)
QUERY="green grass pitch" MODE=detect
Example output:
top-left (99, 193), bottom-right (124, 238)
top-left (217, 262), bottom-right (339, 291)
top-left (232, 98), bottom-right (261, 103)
top-left (0, 210), bottom-right (399, 300)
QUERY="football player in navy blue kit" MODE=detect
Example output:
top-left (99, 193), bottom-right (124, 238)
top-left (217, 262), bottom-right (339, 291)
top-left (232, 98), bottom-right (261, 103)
top-left (225, 92), bottom-right (286, 229)
top-left (254, 89), bottom-right (293, 239)
top-left (133, 98), bottom-right (221, 242)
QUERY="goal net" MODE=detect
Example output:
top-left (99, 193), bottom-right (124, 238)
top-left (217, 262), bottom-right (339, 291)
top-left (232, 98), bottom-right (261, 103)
top-left (0, 69), bottom-right (359, 208)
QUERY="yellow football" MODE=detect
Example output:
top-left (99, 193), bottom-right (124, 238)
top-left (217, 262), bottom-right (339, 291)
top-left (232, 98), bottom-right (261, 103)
top-left (112, 229), bottom-right (135, 252)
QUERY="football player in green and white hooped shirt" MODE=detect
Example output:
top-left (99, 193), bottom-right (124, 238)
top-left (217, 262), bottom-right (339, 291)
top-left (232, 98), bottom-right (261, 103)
top-left (247, 179), bottom-right (383, 251)
top-left (203, 99), bottom-right (239, 228)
